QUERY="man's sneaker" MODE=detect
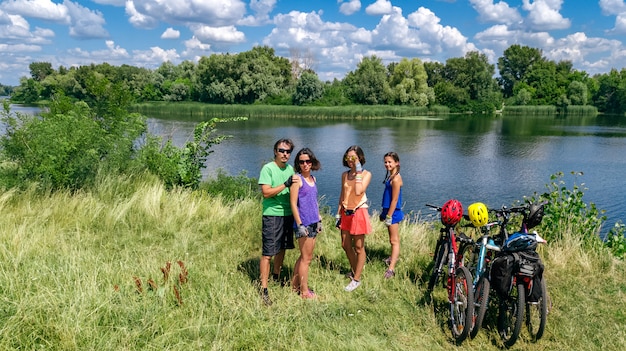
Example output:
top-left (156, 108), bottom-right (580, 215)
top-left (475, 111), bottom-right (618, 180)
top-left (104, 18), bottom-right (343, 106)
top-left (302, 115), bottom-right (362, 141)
top-left (383, 257), bottom-right (391, 266)
top-left (384, 269), bottom-right (395, 279)
top-left (344, 279), bottom-right (361, 292)
top-left (261, 288), bottom-right (272, 306)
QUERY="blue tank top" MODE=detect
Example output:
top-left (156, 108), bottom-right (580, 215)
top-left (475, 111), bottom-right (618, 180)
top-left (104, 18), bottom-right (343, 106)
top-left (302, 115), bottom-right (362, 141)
top-left (382, 177), bottom-right (402, 210)
top-left (297, 174), bottom-right (320, 226)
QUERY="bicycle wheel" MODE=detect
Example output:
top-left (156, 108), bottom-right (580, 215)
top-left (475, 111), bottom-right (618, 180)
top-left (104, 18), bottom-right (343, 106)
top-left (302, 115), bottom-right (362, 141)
top-left (450, 266), bottom-right (474, 344)
top-left (470, 275), bottom-right (490, 339)
top-left (427, 239), bottom-right (447, 292)
top-left (526, 277), bottom-right (548, 341)
top-left (498, 282), bottom-right (525, 347)
top-left (459, 240), bottom-right (477, 273)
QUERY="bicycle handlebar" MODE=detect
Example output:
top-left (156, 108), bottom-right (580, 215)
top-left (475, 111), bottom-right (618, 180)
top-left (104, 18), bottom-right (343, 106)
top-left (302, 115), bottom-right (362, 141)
top-left (425, 203), bottom-right (441, 211)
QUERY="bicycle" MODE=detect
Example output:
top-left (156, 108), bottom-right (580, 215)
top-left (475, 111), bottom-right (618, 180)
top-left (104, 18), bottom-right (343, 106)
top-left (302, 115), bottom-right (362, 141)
top-left (425, 200), bottom-right (474, 344)
top-left (458, 218), bottom-right (502, 339)
top-left (490, 201), bottom-right (549, 347)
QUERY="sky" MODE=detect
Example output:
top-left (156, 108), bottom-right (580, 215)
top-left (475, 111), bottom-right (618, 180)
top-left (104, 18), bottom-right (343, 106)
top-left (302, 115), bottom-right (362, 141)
top-left (1, 0), bottom-right (626, 86)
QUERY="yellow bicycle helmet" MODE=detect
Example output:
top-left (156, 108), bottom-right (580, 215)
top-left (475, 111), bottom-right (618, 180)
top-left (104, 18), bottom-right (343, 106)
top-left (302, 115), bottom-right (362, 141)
top-left (468, 202), bottom-right (489, 227)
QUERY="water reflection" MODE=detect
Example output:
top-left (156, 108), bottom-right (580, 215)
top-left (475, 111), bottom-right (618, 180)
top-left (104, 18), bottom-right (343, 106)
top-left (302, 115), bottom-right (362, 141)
top-left (147, 114), bottom-right (626, 229)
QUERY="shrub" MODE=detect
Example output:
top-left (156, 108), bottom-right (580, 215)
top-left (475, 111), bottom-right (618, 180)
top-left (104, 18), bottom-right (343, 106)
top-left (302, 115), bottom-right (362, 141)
top-left (136, 117), bottom-right (246, 189)
top-left (0, 93), bottom-right (145, 191)
top-left (528, 171), bottom-right (605, 244)
top-left (200, 169), bottom-right (260, 202)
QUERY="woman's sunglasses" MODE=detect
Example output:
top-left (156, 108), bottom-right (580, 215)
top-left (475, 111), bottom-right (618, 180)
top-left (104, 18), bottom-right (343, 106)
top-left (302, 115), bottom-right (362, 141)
top-left (298, 159), bottom-right (312, 165)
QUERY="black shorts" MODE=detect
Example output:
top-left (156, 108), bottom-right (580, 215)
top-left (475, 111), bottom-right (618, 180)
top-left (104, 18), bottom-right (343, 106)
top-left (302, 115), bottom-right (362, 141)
top-left (262, 215), bottom-right (295, 256)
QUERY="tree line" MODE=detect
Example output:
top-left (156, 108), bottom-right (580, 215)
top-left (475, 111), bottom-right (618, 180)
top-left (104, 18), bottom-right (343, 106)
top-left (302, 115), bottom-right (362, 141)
top-left (5, 44), bottom-right (626, 114)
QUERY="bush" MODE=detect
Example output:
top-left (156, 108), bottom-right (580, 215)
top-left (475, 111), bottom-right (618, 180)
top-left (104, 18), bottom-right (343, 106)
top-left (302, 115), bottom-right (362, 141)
top-left (528, 171), bottom-right (605, 245)
top-left (0, 93), bottom-right (145, 191)
top-left (200, 169), bottom-right (260, 202)
top-left (136, 117), bottom-right (246, 189)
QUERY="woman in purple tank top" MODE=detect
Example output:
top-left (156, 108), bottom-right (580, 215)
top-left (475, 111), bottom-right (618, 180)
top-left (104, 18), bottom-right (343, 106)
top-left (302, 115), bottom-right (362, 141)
top-left (289, 148), bottom-right (322, 299)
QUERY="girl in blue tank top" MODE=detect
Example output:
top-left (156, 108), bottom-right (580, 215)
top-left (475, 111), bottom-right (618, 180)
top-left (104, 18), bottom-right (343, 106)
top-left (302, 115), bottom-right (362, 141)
top-left (380, 152), bottom-right (404, 279)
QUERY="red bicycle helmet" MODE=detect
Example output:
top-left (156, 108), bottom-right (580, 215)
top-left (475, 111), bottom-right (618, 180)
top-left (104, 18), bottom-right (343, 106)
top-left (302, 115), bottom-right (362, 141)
top-left (441, 199), bottom-right (463, 226)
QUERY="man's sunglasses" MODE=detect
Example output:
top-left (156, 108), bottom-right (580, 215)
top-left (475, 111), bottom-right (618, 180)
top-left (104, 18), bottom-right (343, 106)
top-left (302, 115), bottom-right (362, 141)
top-left (277, 148), bottom-right (292, 154)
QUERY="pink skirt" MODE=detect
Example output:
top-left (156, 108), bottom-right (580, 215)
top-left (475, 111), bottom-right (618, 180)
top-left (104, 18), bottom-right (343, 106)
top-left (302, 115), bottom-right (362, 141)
top-left (339, 207), bottom-right (372, 235)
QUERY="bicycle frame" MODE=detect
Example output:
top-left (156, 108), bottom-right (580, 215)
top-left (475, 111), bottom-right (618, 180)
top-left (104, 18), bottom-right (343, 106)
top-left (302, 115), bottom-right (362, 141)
top-left (426, 203), bottom-right (474, 344)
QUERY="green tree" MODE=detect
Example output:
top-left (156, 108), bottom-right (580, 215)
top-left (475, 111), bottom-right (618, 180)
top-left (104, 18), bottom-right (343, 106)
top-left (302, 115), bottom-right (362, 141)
top-left (236, 46), bottom-right (292, 104)
top-left (293, 71), bottom-right (324, 105)
top-left (10, 77), bottom-right (42, 103)
top-left (388, 58), bottom-right (432, 106)
top-left (568, 81), bottom-right (588, 105)
top-left (498, 45), bottom-right (544, 98)
top-left (344, 55), bottom-right (390, 105)
top-left (29, 62), bottom-right (54, 82)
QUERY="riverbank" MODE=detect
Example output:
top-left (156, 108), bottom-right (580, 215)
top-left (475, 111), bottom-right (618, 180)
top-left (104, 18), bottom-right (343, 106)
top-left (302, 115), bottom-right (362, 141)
top-left (0, 174), bottom-right (624, 350)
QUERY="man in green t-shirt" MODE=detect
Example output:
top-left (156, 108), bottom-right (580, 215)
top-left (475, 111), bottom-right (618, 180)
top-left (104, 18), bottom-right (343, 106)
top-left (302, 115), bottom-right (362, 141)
top-left (258, 138), bottom-right (298, 306)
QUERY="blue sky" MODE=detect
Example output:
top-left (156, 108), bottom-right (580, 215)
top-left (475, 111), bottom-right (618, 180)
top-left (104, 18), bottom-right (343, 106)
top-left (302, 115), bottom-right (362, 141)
top-left (1, 0), bottom-right (625, 86)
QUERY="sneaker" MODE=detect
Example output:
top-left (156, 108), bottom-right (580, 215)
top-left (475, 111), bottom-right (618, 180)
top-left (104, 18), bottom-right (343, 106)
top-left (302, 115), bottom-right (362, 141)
top-left (383, 257), bottom-right (391, 266)
top-left (301, 289), bottom-right (317, 299)
top-left (384, 269), bottom-right (395, 279)
top-left (345, 271), bottom-right (354, 279)
top-left (344, 279), bottom-right (361, 292)
top-left (261, 288), bottom-right (272, 306)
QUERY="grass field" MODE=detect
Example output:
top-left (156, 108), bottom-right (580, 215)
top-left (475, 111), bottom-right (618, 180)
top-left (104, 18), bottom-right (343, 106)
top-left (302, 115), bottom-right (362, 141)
top-left (0, 174), bottom-right (624, 350)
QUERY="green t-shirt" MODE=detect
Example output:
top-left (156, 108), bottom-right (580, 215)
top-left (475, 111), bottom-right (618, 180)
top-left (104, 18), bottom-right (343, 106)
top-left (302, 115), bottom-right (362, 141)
top-left (258, 161), bottom-right (295, 216)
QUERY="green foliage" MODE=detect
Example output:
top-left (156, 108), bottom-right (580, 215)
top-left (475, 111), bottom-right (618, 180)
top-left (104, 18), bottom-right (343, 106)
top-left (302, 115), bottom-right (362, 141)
top-left (530, 172), bottom-right (606, 244)
top-left (293, 71), bottom-right (324, 105)
top-left (137, 117), bottom-right (246, 189)
top-left (605, 222), bottom-right (626, 258)
top-left (0, 92), bottom-right (145, 191)
top-left (344, 55), bottom-right (390, 104)
top-left (200, 169), bottom-right (260, 202)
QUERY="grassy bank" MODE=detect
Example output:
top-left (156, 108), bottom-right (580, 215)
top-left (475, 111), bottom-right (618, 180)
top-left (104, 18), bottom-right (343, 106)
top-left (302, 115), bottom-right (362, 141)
top-left (1, 174), bottom-right (625, 350)
top-left (131, 102), bottom-right (449, 120)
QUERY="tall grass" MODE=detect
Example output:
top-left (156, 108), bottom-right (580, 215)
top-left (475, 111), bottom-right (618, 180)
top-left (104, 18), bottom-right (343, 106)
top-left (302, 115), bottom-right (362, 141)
top-left (0, 174), bottom-right (625, 350)
top-left (131, 102), bottom-right (445, 120)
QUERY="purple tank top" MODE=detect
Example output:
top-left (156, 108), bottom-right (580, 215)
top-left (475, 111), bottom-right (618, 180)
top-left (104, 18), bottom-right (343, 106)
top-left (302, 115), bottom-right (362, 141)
top-left (297, 175), bottom-right (319, 226)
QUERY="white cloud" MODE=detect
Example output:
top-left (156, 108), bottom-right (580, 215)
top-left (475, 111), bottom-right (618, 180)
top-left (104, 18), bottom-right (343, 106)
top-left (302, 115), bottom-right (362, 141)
top-left (238, 0), bottom-right (276, 25)
top-left (599, 0), bottom-right (626, 16)
top-left (0, 0), bottom-right (108, 39)
top-left (191, 25), bottom-right (245, 43)
top-left (0, 11), bottom-right (53, 45)
top-left (126, 0), bottom-right (246, 27)
top-left (365, 0), bottom-right (393, 16)
top-left (182, 36), bottom-right (212, 55)
top-left (125, 1), bottom-right (159, 29)
top-left (0, 0), bottom-right (70, 24)
top-left (132, 46), bottom-right (179, 66)
top-left (65, 1), bottom-right (108, 38)
top-left (0, 42), bottom-right (41, 52)
top-left (339, 0), bottom-right (361, 16)
top-left (522, 0), bottom-right (570, 31)
top-left (90, 0), bottom-right (126, 5)
top-left (469, 0), bottom-right (522, 25)
top-left (161, 28), bottom-right (180, 39)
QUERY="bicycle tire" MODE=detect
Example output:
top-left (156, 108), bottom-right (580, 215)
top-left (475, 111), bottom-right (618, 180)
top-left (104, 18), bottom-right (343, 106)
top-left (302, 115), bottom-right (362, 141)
top-left (427, 238), bottom-right (447, 292)
top-left (470, 275), bottom-right (490, 339)
top-left (450, 266), bottom-right (474, 344)
top-left (459, 240), bottom-right (477, 273)
top-left (498, 282), bottom-right (525, 347)
top-left (526, 277), bottom-right (548, 341)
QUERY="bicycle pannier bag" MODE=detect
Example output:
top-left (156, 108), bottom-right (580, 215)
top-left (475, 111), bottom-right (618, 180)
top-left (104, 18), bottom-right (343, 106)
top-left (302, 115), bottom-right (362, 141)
top-left (490, 253), bottom-right (515, 298)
